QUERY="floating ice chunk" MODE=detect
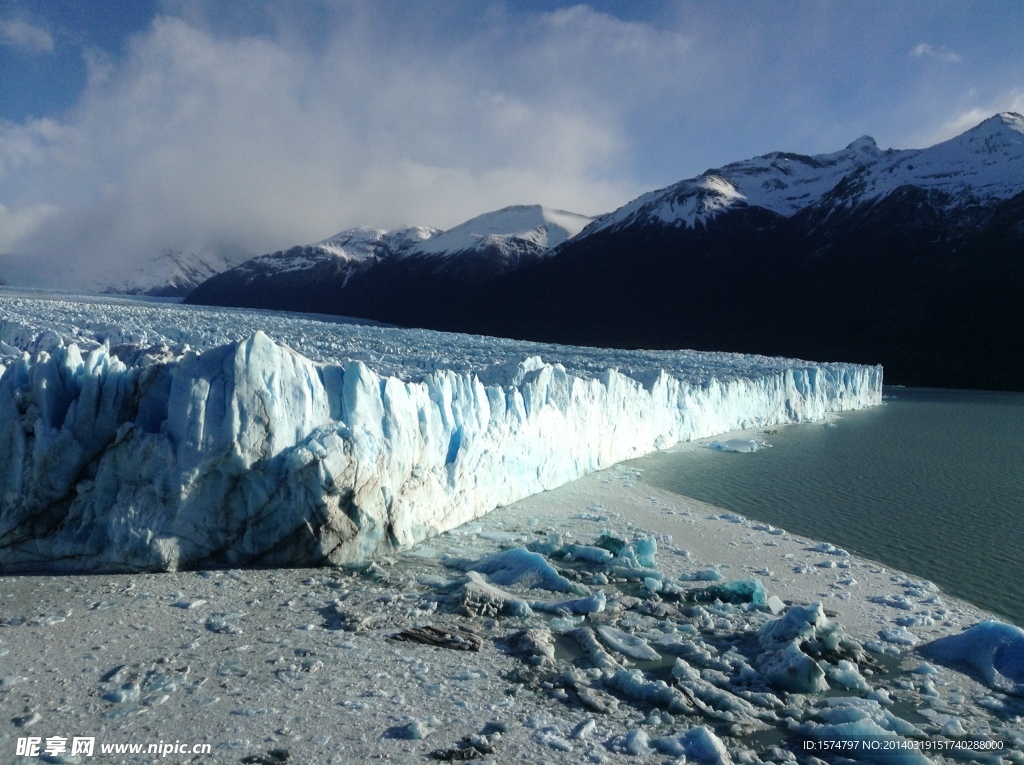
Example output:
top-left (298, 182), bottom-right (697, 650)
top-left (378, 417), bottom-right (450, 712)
top-left (526, 532), bottom-right (563, 556)
top-left (415, 573), bottom-right (455, 589)
top-left (670, 659), bottom-right (766, 723)
top-left (618, 536), bottom-right (657, 568)
top-left (595, 625), bottom-right (661, 661)
top-left (560, 544), bottom-right (614, 563)
top-left (866, 688), bottom-right (893, 705)
top-left (941, 718), bottom-right (967, 736)
top-left (448, 548), bottom-right (580, 593)
top-left (571, 719), bottom-right (597, 740)
top-left (797, 698), bottom-right (928, 764)
top-left (807, 542), bottom-right (849, 556)
top-left (594, 533), bottom-right (625, 555)
top-left (655, 637), bottom-right (731, 673)
top-left (564, 628), bottom-right (625, 672)
top-left (919, 620), bottom-right (1024, 696)
top-left (680, 566), bottom-right (725, 582)
top-left (879, 626), bottom-right (918, 646)
top-left (478, 530), bottom-right (524, 543)
top-left (653, 725), bottom-right (733, 764)
top-left (547, 615), bottom-right (583, 633)
top-left (716, 512), bottom-right (746, 523)
top-left (608, 670), bottom-right (691, 713)
top-left (757, 602), bottom-right (866, 694)
top-left (708, 439), bottom-right (767, 453)
top-left (759, 603), bottom-right (829, 649)
top-left (686, 578), bottom-right (767, 606)
top-left (504, 628), bottom-right (556, 667)
top-left (461, 572), bottom-right (604, 618)
top-left (531, 590), bottom-right (606, 615)
top-left (825, 660), bottom-right (871, 692)
top-left (533, 727), bottom-right (573, 752)
top-left (758, 641), bottom-right (827, 693)
top-left (462, 572), bottom-right (533, 618)
top-left (869, 594), bottom-right (916, 611)
top-left (392, 717), bottom-right (439, 740)
top-left (611, 729), bottom-right (652, 756)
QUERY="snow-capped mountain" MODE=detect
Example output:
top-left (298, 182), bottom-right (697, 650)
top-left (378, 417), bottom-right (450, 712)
top-left (187, 113), bottom-right (1024, 390)
top-left (185, 205), bottom-right (591, 315)
top-left (0, 243), bottom-right (252, 297)
top-left (448, 112), bottom-right (1023, 390)
top-left (313, 225), bottom-right (439, 262)
top-left (413, 204), bottom-right (592, 259)
top-left (583, 112), bottom-right (1024, 235)
top-left (218, 225), bottom-right (439, 282)
top-left (104, 245), bottom-right (253, 297)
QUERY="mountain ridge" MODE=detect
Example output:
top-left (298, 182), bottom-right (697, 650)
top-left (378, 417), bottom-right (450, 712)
top-left (182, 112), bottom-right (1024, 390)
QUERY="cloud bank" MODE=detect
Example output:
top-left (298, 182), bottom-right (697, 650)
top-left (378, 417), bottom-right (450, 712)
top-left (2, 2), bottom-right (1023, 289)
top-left (1, 5), bottom-right (684, 283)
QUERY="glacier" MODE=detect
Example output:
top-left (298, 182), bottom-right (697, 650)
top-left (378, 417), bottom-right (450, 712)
top-left (0, 292), bottom-right (881, 573)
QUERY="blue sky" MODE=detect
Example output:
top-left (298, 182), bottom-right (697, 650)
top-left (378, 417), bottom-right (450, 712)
top-left (1, 0), bottom-right (1022, 274)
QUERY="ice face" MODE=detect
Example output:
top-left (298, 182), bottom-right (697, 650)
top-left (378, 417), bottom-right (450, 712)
top-left (0, 294), bottom-right (882, 573)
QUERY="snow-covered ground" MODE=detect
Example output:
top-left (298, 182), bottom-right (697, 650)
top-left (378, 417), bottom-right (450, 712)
top-left (0, 291), bottom-right (879, 573)
top-left (1, 461), bottom-right (1021, 764)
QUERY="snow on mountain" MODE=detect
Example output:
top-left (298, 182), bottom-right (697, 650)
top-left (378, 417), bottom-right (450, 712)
top-left (314, 225), bottom-right (439, 261)
top-left (585, 111), bottom-right (1024, 235)
top-left (183, 206), bottom-right (594, 316)
top-left (0, 244), bottom-right (252, 297)
top-left (206, 205), bottom-right (591, 287)
top-left (228, 226), bottom-right (442, 280)
top-left (0, 292), bottom-right (880, 572)
top-left (412, 204), bottom-right (593, 257)
top-left (105, 245), bottom-right (253, 296)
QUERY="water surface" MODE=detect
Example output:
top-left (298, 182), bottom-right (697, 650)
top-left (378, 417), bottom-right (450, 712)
top-left (629, 388), bottom-right (1024, 625)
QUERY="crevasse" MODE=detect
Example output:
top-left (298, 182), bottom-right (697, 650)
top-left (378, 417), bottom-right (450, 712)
top-left (0, 330), bottom-right (881, 573)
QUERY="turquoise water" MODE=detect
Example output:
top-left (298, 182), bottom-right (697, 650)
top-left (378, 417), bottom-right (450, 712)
top-left (629, 388), bottom-right (1024, 626)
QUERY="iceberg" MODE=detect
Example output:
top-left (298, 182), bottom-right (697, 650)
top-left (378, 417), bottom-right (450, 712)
top-left (0, 294), bottom-right (882, 573)
top-left (918, 620), bottom-right (1024, 696)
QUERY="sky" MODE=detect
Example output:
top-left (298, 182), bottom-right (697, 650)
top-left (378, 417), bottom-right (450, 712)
top-left (1, 0), bottom-right (1023, 283)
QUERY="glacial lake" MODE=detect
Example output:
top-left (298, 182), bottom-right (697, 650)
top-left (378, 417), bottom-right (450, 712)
top-left (628, 387), bottom-right (1024, 626)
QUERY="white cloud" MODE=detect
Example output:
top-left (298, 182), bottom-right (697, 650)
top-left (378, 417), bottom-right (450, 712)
top-left (0, 18), bottom-right (54, 53)
top-left (910, 43), bottom-right (962, 64)
top-left (1, 7), bottom-right (684, 286)
top-left (914, 90), bottom-right (1024, 146)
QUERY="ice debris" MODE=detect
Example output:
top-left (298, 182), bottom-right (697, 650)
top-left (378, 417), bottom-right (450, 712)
top-left (756, 603), bottom-right (869, 694)
top-left (708, 438), bottom-right (769, 453)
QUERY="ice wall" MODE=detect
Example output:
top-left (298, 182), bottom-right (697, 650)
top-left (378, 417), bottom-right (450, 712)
top-left (0, 329), bottom-right (881, 573)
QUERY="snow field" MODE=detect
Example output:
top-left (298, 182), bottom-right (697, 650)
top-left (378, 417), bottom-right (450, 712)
top-left (1, 469), bottom-right (1021, 764)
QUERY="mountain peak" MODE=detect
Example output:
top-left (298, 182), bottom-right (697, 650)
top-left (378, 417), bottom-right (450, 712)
top-left (845, 135), bottom-right (878, 151)
top-left (991, 111), bottom-right (1024, 128)
top-left (954, 111), bottom-right (1024, 141)
top-left (414, 205), bottom-right (593, 256)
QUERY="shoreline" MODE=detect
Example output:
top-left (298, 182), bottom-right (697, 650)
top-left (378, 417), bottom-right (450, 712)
top-left (3, 461), bottom-right (1020, 764)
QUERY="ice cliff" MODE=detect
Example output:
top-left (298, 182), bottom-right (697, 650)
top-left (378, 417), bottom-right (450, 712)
top-left (0, 294), bottom-right (882, 573)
